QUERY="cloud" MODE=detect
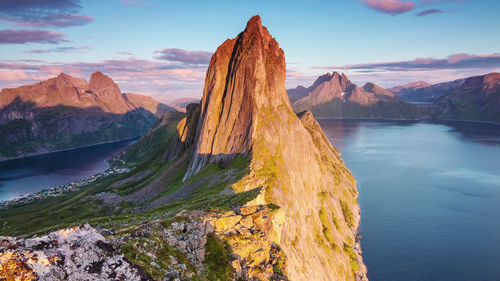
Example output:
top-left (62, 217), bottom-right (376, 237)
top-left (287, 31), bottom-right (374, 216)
top-left (25, 46), bottom-right (90, 54)
top-left (0, 29), bottom-right (69, 44)
top-left (0, 0), bottom-right (93, 27)
top-left (363, 0), bottom-right (415, 15)
top-left (154, 48), bottom-right (213, 64)
top-left (15, 14), bottom-right (94, 27)
top-left (0, 70), bottom-right (29, 81)
top-left (117, 51), bottom-right (134, 56)
top-left (421, 0), bottom-right (465, 5)
top-left (313, 53), bottom-right (500, 71)
top-left (416, 8), bottom-right (445, 16)
top-left (0, 57), bottom-right (208, 101)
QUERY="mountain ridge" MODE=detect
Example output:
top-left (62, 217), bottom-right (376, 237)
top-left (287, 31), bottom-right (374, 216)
top-left (288, 72), bottom-right (500, 124)
top-left (0, 72), bottom-right (174, 159)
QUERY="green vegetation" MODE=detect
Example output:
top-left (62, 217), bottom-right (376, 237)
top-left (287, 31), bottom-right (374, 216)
top-left (340, 200), bottom-right (355, 228)
top-left (318, 207), bottom-right (339, 251)
top-left (121, 227), bottom-right (201, 280)
top-left (119, 113), bottom-right (183, 166)
top-left (0, 150), bottom-right (257, 236)
top-left (204, 233), bottom-right (234, 281)
top-left (0, 106), bottom-right (159, 159)
top-left (343, 243), bottom-right (359, 276)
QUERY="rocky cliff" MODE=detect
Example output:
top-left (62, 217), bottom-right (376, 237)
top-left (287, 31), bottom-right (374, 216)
top-left (182, 16), bottom-right (367, 280)
top-left (0, 72), bottom-right (172, 159)
top-left (0, 16), bottom-right (366, 281)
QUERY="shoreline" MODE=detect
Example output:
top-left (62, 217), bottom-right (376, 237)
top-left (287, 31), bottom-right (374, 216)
top-left (314, 117), bottom-right (500, 126)
top-left (0, 137), bottom-right (139, 163)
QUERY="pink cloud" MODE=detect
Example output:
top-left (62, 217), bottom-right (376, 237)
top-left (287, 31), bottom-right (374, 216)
top-left (154, 48), bottom-right (213, 64)
top-left (0, 70), bottom-right (29, 81)
top-left (313, 53), bottom-right (500, 71)
top-left (0, 29), bottom-right (68, 44)
top-left (416, 9), bottom-right (445, 16)
top-left (15, 14), bottom-right (94, 27)
top-left (0, 57), bottom-right (207, 100)
top-left (364, 0), bottom-right (415, 15)
top-left (117, 51), bottom-right (134, 56)
top-left (25, 46), bottom-right (90, 54)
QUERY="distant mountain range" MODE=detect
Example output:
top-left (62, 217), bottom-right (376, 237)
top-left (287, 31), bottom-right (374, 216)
top-left (291, 72), bottom-right (422, 119)
top-left (390, 79), bottom-right (466, 103)
top-left (289, 72), bottom-right (500, 124)
top-left (169, 97), bottom-right (200, 112)
top-left (0, 72), bottom-right (174, 160)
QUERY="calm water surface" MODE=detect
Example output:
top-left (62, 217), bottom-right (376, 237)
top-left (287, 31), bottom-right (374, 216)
top-left (319, 119), bottom-right (500, 281)
top-left (0, 139), bottom-right (135, 201)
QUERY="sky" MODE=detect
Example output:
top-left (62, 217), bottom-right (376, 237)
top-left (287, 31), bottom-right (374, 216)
top-left (0, 0), bottom-right (499, 104)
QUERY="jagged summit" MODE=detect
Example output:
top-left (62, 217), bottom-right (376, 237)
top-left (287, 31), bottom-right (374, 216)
top-left (181, 15), bottom-right (366, 280)
top-left (184, 15), bottom-right (288, 179)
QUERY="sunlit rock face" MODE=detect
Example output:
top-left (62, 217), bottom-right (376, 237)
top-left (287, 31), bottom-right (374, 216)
top-left (185, 15), bottom-right (290, 179)
top-left (0, 225), bottom-right (148, 281)
top-left (183, 15), bottom-right (367, 281)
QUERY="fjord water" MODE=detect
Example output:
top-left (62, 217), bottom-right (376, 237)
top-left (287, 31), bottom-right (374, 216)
top-left (0, 139), bottom-right (135, 201)
top-left (319, 119), bottom-right (500, 281)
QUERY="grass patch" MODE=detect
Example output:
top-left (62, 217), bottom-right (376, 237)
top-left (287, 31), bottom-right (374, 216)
top-left (340, 200), bottom-right (354, 229)
top-left (318, 207), bottom-right (338, 251)
top-left (204, 233), bottom-right (234, 281)
top-left (343, 243), bottom-right (359, 276)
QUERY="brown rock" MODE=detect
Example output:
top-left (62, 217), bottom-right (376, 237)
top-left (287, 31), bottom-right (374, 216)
top-left (239, 205), bottom-right (259, 216)
top-left (213, 215), bottom-right (242, 233)
top-left (239, 216), bottom-right (254, 229)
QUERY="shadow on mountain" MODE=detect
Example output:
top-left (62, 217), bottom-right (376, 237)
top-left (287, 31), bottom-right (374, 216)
top-left (0, 97), bottom-right (158, 159)
top-left (107, 103), bottom-right (256, 212)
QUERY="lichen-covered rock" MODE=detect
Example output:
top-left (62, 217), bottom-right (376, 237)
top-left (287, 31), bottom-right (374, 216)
top-left (0, 225), bottom-right (149, 281)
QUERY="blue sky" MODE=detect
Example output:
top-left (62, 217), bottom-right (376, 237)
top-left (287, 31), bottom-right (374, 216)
top-left (0, 0), bottom-right (499, 103)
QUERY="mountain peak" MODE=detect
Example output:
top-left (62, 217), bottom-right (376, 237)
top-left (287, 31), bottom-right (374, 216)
top-left (183, 16), bottom-right (366, 280)
top-left (184, 15), bottom-right (287, 179)
top-left (89, 71), bottom-right (117, 92)
top-left (57, 72), bottom-right (72, 79)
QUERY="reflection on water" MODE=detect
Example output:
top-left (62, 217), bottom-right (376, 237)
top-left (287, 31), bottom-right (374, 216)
top-left (0, 139), bottom-right (135, 201)
top-left (318, 119), bottom-right (500, 281)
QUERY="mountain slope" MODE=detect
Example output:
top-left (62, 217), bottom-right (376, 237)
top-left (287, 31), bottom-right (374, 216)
top-left (292, 72), bottom-right (421, 119)
top-left (391, 79), bottom-right (465, 103)
top-left (432, 73), bottom-right (500, 123)
top-left (0, 72), bottom-right (172, 159)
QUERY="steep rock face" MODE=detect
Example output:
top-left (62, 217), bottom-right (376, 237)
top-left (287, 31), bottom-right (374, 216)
top-left (0, 72), bottom-right (171, 159)
top-left (184, 15), bottom-right (290, 179)
top-left (88, 71), bottom-right (133, 114)
top-left (184, 16), bottom-right (366, 280)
